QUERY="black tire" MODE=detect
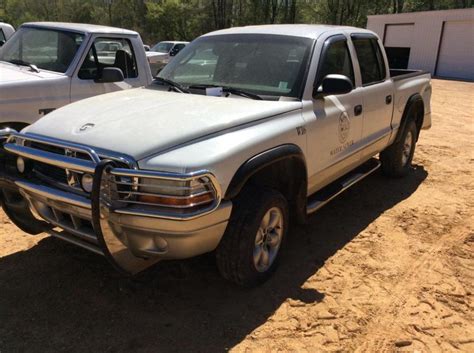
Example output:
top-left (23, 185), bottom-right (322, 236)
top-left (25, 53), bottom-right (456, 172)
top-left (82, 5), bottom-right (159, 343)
top-left (380, 120), bottom-right (417, 178)
top-left (0, 189), bottom-right (48, 235)
top-left (216, 186), bottom-right (289, 287)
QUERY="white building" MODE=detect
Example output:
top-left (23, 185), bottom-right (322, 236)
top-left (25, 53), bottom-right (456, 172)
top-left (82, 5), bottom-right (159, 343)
top-left (367, 8), bottom-right (474, 81)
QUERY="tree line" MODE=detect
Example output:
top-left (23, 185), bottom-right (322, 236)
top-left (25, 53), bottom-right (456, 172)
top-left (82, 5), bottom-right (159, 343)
top-left (0, 0), bottom-right (471, 44)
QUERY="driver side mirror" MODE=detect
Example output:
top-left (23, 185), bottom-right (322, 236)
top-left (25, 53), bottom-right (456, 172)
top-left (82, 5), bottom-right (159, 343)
top-left (313, 74), bottom-right (353, 98)
top-left (94, 67), bottom-right (124, 83)
top-left (0, 40), bottom-right (5, 47)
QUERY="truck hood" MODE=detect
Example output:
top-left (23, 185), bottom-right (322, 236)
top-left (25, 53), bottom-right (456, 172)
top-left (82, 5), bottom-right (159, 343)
top-left (24, 87), bottom-right (302, 161)
top-left (0, 62), bottom-right (61, 83)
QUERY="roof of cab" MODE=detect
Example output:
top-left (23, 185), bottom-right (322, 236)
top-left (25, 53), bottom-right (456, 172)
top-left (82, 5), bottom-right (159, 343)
top-left (202, 24), bottom-right (371, 39)
top-left (20, 22), bottom-right (138, 36)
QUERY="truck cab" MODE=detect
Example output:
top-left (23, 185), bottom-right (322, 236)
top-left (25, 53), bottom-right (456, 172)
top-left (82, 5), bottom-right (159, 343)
top-left (0, 22), bottom-right (153, 131)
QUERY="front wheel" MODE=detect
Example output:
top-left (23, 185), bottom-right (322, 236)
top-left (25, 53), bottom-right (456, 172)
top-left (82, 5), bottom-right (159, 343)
top-left (216, 186), bottom-right (289, 287)
top-left (0, 189), bottom-right (48, 235)
top-left (380, 120), bottom-right (418, 178)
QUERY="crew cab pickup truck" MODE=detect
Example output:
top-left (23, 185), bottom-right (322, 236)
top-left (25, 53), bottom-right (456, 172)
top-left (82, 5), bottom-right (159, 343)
top-left (0, 22), bottom-right (153, 131)
top-left (0, 25), bottom-right (431, 286)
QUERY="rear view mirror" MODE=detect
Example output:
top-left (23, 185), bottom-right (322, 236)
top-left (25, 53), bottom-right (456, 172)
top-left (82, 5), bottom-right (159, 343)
top-left (314, 74), bottom-right (353, 97)
top-left (95, 67), bottom-right (124, 83)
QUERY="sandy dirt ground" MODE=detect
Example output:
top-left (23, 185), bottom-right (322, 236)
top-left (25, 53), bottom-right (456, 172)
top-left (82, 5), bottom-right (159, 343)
top-left (0, 79), bottom-right (472, 352)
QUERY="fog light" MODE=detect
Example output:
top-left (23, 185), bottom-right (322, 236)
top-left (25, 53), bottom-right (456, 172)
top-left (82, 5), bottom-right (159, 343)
top-left (16, 157), bottom-right (25, 173)
top-left (81, 174), bottom-right (94, 193)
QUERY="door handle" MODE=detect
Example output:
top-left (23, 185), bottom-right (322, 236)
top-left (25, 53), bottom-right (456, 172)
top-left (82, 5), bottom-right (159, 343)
top-left (386, 95), bottom-right (392, 104)
top-left (354, 105), bottom-right (363, 116)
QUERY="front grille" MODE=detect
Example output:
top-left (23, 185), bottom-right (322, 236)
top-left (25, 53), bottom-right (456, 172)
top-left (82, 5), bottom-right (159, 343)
top-left (29, 141), bottom-right (92, 160)
top-left (34, 161), bottom-right (69, 185)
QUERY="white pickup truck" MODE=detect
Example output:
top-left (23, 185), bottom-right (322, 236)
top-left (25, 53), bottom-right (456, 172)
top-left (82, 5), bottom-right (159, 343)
top-left (146, 41), bottom-right (189, 76)
top-left (0, 25), bottom-right (431, 286)
top-left (0, 22), bottom-right (153, 131)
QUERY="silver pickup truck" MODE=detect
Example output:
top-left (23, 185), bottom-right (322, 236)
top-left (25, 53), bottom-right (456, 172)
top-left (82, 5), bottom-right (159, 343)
top-left (0, 25), bottom-right (431, 286)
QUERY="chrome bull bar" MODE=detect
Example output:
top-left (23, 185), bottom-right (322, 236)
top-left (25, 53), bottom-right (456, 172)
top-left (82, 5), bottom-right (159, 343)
top-left (91, 160), bottom-right (160, 275)
top-left (2, 133), bottom-right (226, 275)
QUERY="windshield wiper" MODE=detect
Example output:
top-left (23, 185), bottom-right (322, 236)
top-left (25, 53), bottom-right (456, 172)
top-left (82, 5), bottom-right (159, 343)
top-left (154, 77), bottom-right (189, 93)
top-left (189, 84), bottom-right (263, 100)
top-left (8, 59), bottom-right (40, 73)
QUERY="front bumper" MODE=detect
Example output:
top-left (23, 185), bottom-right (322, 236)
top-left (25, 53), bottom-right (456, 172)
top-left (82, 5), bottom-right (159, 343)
top-left (1, 132), bottom-right (232, 274)
top-left (18, 178), bottom-right (231, 273)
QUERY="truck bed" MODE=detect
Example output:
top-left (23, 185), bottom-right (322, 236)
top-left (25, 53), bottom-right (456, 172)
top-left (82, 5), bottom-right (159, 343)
top-left (390, 69), bottom-right (429, 81)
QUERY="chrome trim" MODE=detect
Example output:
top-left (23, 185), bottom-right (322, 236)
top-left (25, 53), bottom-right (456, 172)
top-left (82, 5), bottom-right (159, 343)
top-left (7, 132), bottom-right (137, 168)
top-left (106, 168), bottom-right (223, 220)
top-left (6, 144), bottom-right (97, 173)
top-left (16, 180), bottom-right (91, 209)
top-left (49, 229), bottom-right (104, 256)
top-left (0, 128), bottom-right (17, 139)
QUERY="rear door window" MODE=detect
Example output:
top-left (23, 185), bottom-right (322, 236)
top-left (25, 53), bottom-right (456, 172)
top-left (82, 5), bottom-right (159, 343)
top-left (352, 37), bottom-right (386, 85)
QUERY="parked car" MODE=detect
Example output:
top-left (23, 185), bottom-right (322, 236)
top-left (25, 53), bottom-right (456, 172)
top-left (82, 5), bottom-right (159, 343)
top-left (0, 25), bottom-right (431, 286)
top-left (0, 22), bottom-right (15, 46)
top-left (0, 22), bottom-right (154, 131)
top-left (146, 41), bottom-right (188, 75)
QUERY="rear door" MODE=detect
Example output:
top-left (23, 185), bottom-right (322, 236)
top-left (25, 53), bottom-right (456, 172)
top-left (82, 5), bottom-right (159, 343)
top-left (350, 34), bottom-right (394, 158)
top-left (70, 35), bottom-right (144, 103)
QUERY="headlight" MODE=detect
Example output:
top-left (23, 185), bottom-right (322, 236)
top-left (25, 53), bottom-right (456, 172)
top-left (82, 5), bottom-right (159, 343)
top-left (136, 177), bottom-right (215, 208)
top-left (81, 174), bottom-right (94, 193)
top-left (104, 168), bottom-right (221, 218)
top-left (16, 157), bottom-right (26, 173)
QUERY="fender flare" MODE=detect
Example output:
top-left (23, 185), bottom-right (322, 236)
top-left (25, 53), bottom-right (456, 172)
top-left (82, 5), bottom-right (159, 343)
top-left (225, 144), bottom-right (307, 200)
top-left (395, 93), bottom-right (424, 143)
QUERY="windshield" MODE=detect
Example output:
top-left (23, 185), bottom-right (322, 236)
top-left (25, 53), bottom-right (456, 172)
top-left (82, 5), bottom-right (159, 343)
top-left (151, 42), bottom-right (173, 53)
top-left (158, 34), bottom-right (313, 99)
top-left (0, 27), bottom-right (84, 73)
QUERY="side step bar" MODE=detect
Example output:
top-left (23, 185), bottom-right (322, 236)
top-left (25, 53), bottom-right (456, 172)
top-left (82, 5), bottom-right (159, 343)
top-left (307, 158), bottom-right (381, 215)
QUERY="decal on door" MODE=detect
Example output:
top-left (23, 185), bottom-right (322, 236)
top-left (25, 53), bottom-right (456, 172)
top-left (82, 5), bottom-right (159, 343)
top-left (338, 112), bottom-right (350, 144)
top-left (330, 112), bottom-right (354, 156)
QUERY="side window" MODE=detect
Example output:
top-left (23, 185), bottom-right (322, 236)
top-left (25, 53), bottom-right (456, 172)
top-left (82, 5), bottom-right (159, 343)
top-left (352, 37), bottom-right (386, 85)
top-left (170, 43), bottom-right (186, 57)
top-left (317, 39), bottom-right (355, 87)
top-left (78, 37), bottom-right (138, 80)
top-left (0, 29), bottom-right (6, 42)
top-left (174, 44), bottom-right (186, 52)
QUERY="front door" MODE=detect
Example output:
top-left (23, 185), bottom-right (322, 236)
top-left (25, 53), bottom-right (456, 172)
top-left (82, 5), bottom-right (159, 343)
top-left (305, 34), bottom-right (365, 194)
top-left (70, 36), bottom-right (143, 103)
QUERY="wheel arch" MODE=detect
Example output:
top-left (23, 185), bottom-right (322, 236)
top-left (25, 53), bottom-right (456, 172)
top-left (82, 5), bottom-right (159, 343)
top-left (225, 144), bottom-right (308, 223)
top-left (397, 93), bottom-right (425, 143)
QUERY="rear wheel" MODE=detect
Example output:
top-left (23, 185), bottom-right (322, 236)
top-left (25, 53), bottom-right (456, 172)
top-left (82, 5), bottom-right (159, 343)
top-left (216, 186), bottom-right (289, 287)
top-left (380, 120), bottom-right (417, 178)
